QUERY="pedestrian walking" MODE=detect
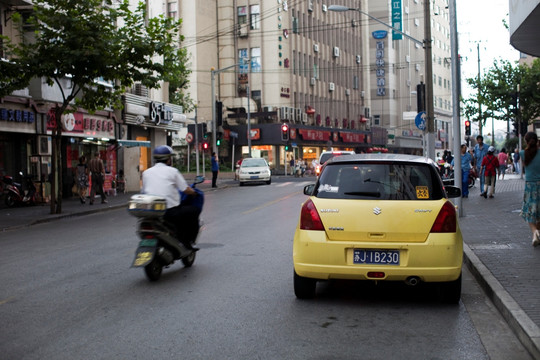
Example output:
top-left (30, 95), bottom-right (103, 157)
top-left (520, 131), bottom-right (540, 247)
top-left (497, 148), bottom-right (508, 180)
top-left (473, 135), bottom-right (490, 196)
top-left (76, 156), bottom-right (89, 204)
top-left (451, 142), bottom-right (473, 198)
top-left (211, 152), bottom-right (219, 188)
top-left (513, 148), bottom-right (521, 174)
top-left (88, 152), bottom-right (107, 205)
top-left (481, 146), bottom-right (499, 198)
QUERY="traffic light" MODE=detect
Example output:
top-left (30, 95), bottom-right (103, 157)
top-left (464, 119), bottom-right (471, 136)
top-left (285, 144), bottom-right (289, 151)
top-left (281, 123), bottom-right (289, 141)
top-left (216, 139), bottom-right (221, 146)
top-left (203, 142), bottom-right (208, 150)
top-left (216, 101), bottom-right (223, 127)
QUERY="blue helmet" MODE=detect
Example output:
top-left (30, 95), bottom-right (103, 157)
top-left (153, 145), bottom-right (174, 161)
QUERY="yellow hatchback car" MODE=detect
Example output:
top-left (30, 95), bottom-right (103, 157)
top-left (293, 154), bottom-right (463, 303)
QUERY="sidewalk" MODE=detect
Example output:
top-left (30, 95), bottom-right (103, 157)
top-left (1, 172), bottom-right (539, 358)
top-left (459, 174), bottom-right (540, 359)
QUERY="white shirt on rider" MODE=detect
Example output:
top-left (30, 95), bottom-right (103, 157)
top-left (141, 162), bottom-right (189, 208)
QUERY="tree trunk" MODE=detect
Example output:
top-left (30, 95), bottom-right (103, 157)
top-left (49, 105), bottom-right (64, 214)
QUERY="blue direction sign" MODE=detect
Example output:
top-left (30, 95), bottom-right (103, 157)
top-left (415, 111), bottom-right (426, 131)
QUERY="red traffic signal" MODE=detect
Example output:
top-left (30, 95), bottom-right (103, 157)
top-left (464, 120), bottom-right (471, 136)
top-left (203, 142), bottom-right (209, 150)
top-left (281, 123), bottom-right (289, 141)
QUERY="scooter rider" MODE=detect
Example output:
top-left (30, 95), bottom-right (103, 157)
top-left (142, 145), bottom-right (200, 251)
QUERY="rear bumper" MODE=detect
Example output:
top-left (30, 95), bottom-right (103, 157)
top-left (293, 230), bottom-right (463, 282)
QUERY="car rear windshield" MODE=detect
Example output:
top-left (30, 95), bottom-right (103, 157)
top-left (315, 162), bottom-right (445, 200)
top-left (319, 152), bottom-right (351, 165)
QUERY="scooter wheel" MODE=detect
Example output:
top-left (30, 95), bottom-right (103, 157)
top-left (5, 194), bottom-right (16, 207)
top-left (144, 259), bottom-right (163, 281)
top-left (181, 252), bottom-right (196, 267)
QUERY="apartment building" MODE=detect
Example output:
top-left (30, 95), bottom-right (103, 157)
top-left (180, 0), bottom-right (383, 171)
top-left (368, 0), bottom-right (453, 154)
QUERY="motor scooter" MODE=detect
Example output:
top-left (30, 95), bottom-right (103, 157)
top-left (4, 172), bottom-right (38, 207)
top-left (128, 176), bottom-right (204, 281)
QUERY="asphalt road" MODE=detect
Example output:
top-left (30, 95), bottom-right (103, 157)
top-left (0, 180), bottom-right (532, 359)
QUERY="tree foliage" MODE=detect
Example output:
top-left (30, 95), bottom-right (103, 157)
top-left (0, 0), bottom-right (192, 213)
top-left (462, 58), bottom-right (540, 136)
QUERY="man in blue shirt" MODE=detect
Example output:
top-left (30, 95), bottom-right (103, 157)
top-left (211, 152), bottom-right (219, 188)
top-left (473, 135), bottom-right (490, 196)
top-left (452, 142), bottom-right (473, 198)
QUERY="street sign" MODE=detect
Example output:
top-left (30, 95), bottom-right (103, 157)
top-left (415, 111), bottom-right (426, 131)
top-left (230, 131), bottom-right (238, 138)
top-left (186, 132), bottom-right (194, 143)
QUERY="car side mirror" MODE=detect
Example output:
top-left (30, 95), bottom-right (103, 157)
top-left (444, 185), bottom-right (461, 198)
top-left (304, 184), bottom-right (315, 195)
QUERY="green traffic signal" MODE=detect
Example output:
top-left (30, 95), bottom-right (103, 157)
top-left (216, 139), bottom-right (221, 146)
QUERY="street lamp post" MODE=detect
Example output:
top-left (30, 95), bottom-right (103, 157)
top-left (328, 4), bottom-right (436, 160)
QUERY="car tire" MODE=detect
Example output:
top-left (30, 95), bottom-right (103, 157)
top-left (437, 273), bottom-right (461, 304)
top-left (294, 271), bottom-right (316, 299)
top-left (239, 182), bottom-right (244, 187)
top-left (266, 178), bottom-right (271, 185)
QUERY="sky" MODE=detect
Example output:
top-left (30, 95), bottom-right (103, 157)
top-left (456, 0), bottom-right (520, 131)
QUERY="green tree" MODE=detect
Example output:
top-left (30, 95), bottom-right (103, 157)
top-left (0, 0), bottom-right (191, 214)
top-left (463, 58), bottom-right (540, 141)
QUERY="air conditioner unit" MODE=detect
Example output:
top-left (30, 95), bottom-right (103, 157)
top-left (415, 64), bottom-right (421, 71)
top-left (263, 106), bottom-right (273, 112)
top-left (351, 19), bottom-right (358, 27)
top-left (361, 90), bottom-right (365, 98)
top-left (134, 83), bottom-right (148, 97)
top-left (322, 4), bottom-right (328, 12)
top-left (345, 89), bottom-right (350, 96)
top-left (356, 55), bottom-right (361, 64)
top-left (310, 77), bottom-right (316, 86)
top-left (329, 82), bottom-right (335, 91)
top-left (238, 24), bottom-right (248, 38)
top-left (313, 43), bottom-right (319, 52)
top-left (308, 0), bottom-right (314, 12)
top-left (38, 135), bottom-right (51, 155)
top-left (405, 55), bottom-right (410, 63)
top-left (333, 46), bottom-right (340, 57)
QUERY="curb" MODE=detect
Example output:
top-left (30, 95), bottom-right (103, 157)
top-left (464, 244), bottom-right (540, 359)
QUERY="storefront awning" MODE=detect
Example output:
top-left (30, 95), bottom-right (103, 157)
top-left (117, 140), bottom-right (151, 148)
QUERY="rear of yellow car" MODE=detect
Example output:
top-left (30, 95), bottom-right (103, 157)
top-left (293, 155), bottom-right (463, 303)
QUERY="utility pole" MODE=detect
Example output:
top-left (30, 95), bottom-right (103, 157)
top-left (424, 0), bottom-right (435, 161)
top-left (477, 43), bottom-right (483, 137)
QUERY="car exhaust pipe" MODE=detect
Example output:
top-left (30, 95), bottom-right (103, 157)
top-left (405, 276), bottom-right (420, 286)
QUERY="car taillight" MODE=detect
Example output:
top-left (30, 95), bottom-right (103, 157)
top-left (315, 165), bottom-right (322, 176)
top-left (300, 199), bottom-right (325, 231)
top-left (430, 201), bottom-right (457, 233)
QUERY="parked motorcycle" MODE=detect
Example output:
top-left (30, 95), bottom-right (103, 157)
top-left (4, 172), bottom-right (38, 207)
top-left (128, 176), bottom-right (205, 281)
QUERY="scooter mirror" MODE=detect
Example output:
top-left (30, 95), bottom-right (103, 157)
top-left (194, 175), bottom-right (205, 184)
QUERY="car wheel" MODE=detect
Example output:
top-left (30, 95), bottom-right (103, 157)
top-left (294, 271), bottom-right (316, 299)
top-left (239, 181), bottom-right (244, 187)
top-left (437, 273), bottom-right (461, 304)
top-left (266, 178), bottom-right (271, 185)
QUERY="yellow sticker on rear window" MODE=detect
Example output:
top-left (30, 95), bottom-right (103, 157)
top-left (416, 186), bottom-right (429, 199)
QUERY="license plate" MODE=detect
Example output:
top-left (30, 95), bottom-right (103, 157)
top-left (353, 249), bottom-right (400, 265)
top-left (250, 175), bottom-right (259, 179)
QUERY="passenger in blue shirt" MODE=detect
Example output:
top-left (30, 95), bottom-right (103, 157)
top-left (473, 135), bottom-right (490, 196)
top-left (451, 142), bottom-right (473, 198)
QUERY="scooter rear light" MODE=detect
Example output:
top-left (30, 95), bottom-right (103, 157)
top-left (143, 234), bottom-right (156, 239)
top-left (430, 201), bottom-right (457, 233)
top-left (300, 199), bottom-right (325, 231)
